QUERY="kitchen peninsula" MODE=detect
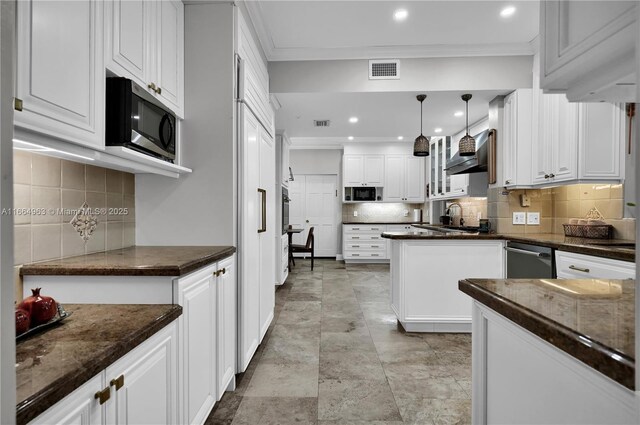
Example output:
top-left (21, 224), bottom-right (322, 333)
top-left (459, 278), bottom-right (637, 424)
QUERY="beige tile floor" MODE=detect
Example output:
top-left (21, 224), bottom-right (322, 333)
top-left (206, 259), bottom-right (471, 425)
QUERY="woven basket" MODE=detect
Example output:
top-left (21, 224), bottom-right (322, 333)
top-left (562, 224), bottom-right (613, 239)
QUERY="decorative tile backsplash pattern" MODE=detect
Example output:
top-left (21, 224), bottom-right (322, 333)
top-left (342, 203), bottom-right (426, 223)
top-left (13, 151), bottom-right (136, 302)
top-left (487, 184), bottom-right (635, 240)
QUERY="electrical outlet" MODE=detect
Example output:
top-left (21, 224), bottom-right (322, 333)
top-left (512, 212), bottom-right (526, 225)
top-left (353, 211), bottom-right (358, 217)
top-left (403, 210), bottom-right (409, 217)
top-left (527, 212), bottom-right (540, 225)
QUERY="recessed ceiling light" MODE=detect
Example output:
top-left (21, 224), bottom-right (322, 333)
top-left (434, 128), bottom-right (443, 133)
top-left (500, 6), bottom-right (516, 17)
top-left (397, 136), bottom-right (404, 140)
top-left (348, 136), bottom-right (354, 140)
top-left (349, 117), bottom-right (358, 123)
top-left (454, 111), bottom-right (464, 117)
top-left (393, 9), bottom-right (408, 21)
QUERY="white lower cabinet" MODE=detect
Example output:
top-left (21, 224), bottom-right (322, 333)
top-left (555, 251), bottom-right (635, 280)
top-left (216, 255), bottom-right (237, 399)
top-left (279, 233), bottom-right (289, 285)
top-left (343, 224), bottom-right (388, 261)
top-left (29, 321), bottom-right (178, 425)
top-left (175, 265), bottom-right (217, 424)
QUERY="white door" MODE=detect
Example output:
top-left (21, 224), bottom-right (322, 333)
top-left (288, 177), bottom-right (306, 246)
top-left (217, 256), bottom-right (236, 399)
top-left (305, 175), bottom-right (338, 257)
top-left (258, 129), bottom-right (275, 339)
top-left (289, 175), bottom-right (339, 257)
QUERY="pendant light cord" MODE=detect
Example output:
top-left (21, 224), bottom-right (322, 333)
top-left (465, 98), bottom-right (469, 136)
top-left (420, 100), bottom-right (423, 134)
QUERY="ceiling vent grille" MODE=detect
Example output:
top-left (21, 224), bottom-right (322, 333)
top-left (313, 120), bottom-right (331, 127)
top-left (369, 59), bottom-right (400, 80)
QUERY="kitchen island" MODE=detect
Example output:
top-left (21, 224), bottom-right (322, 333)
top-left (459, 278), bottom-right (637, 425)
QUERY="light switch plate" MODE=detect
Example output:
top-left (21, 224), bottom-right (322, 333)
top-left (527, 212), bottom-right (540, 225)
top-left (513, 212), bottom-right (526, 225)
top-left (353, 211), bottom-right (358, 217)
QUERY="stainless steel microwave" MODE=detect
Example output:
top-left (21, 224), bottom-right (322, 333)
top-left (105, 77), bottom-right (176, 162)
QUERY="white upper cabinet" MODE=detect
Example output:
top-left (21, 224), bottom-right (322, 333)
top-left (105, 0), bottom-right (184, 118)
top-left (384, 155), bottom-right (425, 202)
top-left (579, 102), bottom-right (625, 180)
top-left (343, 154), bottom-right (384, 186)
top-left (531, 93), bottom-right (579, 185)
top-left (540, 1), bottom-right (638, 102)
top-left (15, 0), bottom-right (104, 149)
top-left (502, 90), bottom-right (533, 188)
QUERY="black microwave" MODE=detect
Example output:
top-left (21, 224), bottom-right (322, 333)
top-left (106, 77), bottom-right (176, 162)
top-left (347, 187), bottom-right (382, 202)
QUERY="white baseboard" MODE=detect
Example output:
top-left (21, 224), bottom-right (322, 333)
top-left (336, 254), bottom-right (344, 261)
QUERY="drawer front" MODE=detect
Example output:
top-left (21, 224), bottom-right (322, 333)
top-left (344, 224), bottom-right (386, 233)
top-left (343, 251), bottom-right (386, 259)
top-left (555, 251), bottom-right (635, 280)
top-left (345, 242), bottom-right (386, 251)
top-left (344, 233), bottom-right (384, 242)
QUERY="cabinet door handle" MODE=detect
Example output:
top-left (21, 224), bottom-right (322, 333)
top-left (352, 245), bottom-right (360, 248)
top-left (549, 173), bottom-right (555, 178)
top-left (352, 236), bottom-right (360, 239)
top-left (95, 387), bottom-right (111, 405)
top-left (371, 245), bottom-right (379, 248)
top-left (156, 86), bottom-right (162, 95)
top-left (505, 180), bottom-right (511, 185)
top-left (371, 254), bottom-right (379, 257)
top-left (148, 82), bottom-right (157, 92)
top-left (258, 188), bottom-right (267, 233)
top-left (221, 268), bottom-right (226, 275)
top-left (352, 227), bottom-right (360, 230)
top-left (352, 254), bottom-right (360, 257)
top-left (544, 174), bottom-right (550, 179)
top-left (14, 98), bottom-right (23, 111)
top-left (110, 374), bottom-right (125, 391)
top-left (569, 265), bottom-right (590, 273)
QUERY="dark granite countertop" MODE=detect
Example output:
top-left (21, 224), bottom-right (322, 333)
top-left (21, 246), bottom-right (236, 276)
top-left (16, 304), bottom-right (182, 424)
top-left (459, 278), bottom-right (634, 390)
top-left (343, 221), bottom-right (429, 225)
top-left (382, 227), bottom-right (635, 262)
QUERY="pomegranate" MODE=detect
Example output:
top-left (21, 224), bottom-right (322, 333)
top-left (18, 288), bottom-right (57, 327)
top-left (15, 308), bottom-right (30, 335)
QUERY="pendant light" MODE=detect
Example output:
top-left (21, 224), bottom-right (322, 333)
top-left (458, 94), bottom-right (476, 156)
top-left (413, 94), bottom-right (429, 157)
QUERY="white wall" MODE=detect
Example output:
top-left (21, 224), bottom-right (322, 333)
top-left (270, 56), bottom-right (533, 94)
top-left (136, 3), bottom-right (237, 245)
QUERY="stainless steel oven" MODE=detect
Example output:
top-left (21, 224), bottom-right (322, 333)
top-left (505, 241), bottom-right (555, 278)
top-left (282, 187), bottom-right (290, 235)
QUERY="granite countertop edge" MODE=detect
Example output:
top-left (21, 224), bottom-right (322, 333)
top-left (458, 279), bottom-right (635, 391)
top-left (343, 221), bottom-right (430, 225)
top-left (381, 232), bottom-right (634, 262)
top-left (16, 305), bottom-right (183, 425)
top-left (20, 246), bottom-right (237, 277)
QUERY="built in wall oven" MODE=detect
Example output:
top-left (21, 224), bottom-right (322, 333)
top-left (282, 187), bottom-right (290, 235)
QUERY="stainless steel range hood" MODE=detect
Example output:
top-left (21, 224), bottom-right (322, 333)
top-left (445, 129), bottom-right (493, 175)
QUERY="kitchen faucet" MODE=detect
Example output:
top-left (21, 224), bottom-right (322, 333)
top-left (446, 202), bottom-right (464, 227)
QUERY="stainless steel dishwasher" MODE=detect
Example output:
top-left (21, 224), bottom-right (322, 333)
top-left (505, 241), bottom-right (556, 278)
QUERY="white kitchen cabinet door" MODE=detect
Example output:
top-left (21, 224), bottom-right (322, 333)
top-left (155, 0), bottom-right (184, 118)
top-left (28, 373), bottom-right (104, 425)
top-left (551, 96), bottom-right (579, 182)
top-left (15, 0), bottom-right (104, 149)
top-left (405, 156), bottom-right (425, 202)
top-left (501, 90), bottom-right (533, 188)
top-left (343, 155), bottom-right (364, 186)
top-left (176, 266), bottom-right (217, 425)
top-left (217, 255), bottom-right (237, 399)
top-left (384, 155), bottom-right (404, 201)
top-left (364, 155), bottom-right (385, 186)
top-left (579, 103), bottom-right (625, 180)
top-left (106, 322), bottom-right (178, 425)
top-left (259, 129), bottom-right (276, 340)
top-left (105, 0), bottom-right (152, 89)
top-left (531, 92), bottom-right (554, 185)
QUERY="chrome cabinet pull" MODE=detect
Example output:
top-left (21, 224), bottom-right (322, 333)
top-left (504, 246), bottom-right (550, 258)
top-left (569, 265), bottom-right (590, 273)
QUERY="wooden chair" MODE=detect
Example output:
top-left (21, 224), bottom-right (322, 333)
top-left (291, 227), bottom-right (315, 270)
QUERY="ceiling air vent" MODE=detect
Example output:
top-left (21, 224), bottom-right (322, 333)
top-left (369, 59), bottom-right (400, 80)
top-left (313, 120), bottom-right (331, 127)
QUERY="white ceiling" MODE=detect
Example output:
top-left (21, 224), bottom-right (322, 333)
top-left (246, 0), bottom-right (540, 61)
top-left (275, 91), bottom-right (508, 144)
